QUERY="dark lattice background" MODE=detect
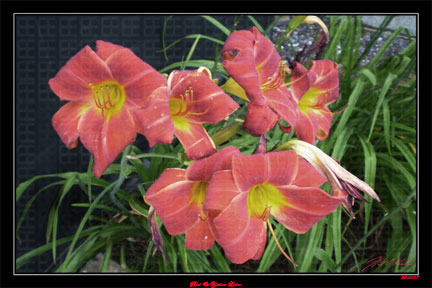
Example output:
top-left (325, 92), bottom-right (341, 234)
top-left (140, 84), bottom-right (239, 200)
top-left (15, 14), bottom-right (275, 272)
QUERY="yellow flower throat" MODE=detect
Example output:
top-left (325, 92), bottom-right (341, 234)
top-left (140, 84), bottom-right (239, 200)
top-left (89, 81), bottom-right (126, 119)
top-left (247, 183), bottom-right (289, 220)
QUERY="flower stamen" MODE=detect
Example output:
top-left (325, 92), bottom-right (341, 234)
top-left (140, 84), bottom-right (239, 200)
top-left (260, 61), bottom-right (290, 92)
top-left (266, 219), bottom-right (297, 268)
top-left (89, 81), bottom-right (126, 118)
top-left (170, 87), bottom-right (210, 117)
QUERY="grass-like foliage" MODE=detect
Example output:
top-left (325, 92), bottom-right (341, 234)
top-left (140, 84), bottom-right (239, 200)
top-left (16, 15), bottom-right (416, 273)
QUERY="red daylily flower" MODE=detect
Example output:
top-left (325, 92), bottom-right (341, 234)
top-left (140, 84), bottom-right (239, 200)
top-left (144, 146), bottom-right (241, 250)
top-left (138, 67), bottom-right (239, 160)
top-left (49, 40), bottom-right (167, 177)
top-left (289, 60), bottom-right (339, 144)
top-left (221, 27), bottom-right (297, 137)
top-left (204, 150), bottom-right (346, 264)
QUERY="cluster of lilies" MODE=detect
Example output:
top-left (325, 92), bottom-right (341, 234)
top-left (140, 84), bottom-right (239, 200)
top-left (49, 24), bottom-right (380, 265)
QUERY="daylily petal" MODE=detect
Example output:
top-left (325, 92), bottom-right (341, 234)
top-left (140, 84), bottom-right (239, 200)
top-left (105, 48), bottom-right (167, 107)
top-left (316, 107), bottom-right (333, 141)
top-left (52, 102), bottom-right (89, 149)
top-left (251, 225), bottom-right (267, 260)
top-left (206, 210), bottom-right (222, 244)
top-left (134, 86), bottom-right (174, 147)
top-left (243, 103), bottom-right (278, 137)
top-left (186, 146), bottom-right (241, 182)
top-left (77, 105), bottom-right (136, 178)
top-left (271, 185), bottom-right (345, 234)
top-left (96, 40), bottom-right (125, 61)
top-left (124, 76), bottom-right (168, 108)
top-left (49, 46), bottom-right (113, 104)
top-left (266, 150), bottom-right (299, 186)
top-left (145, 180), bottom-right (201, 235)
top-left (64, 45), bottom-right (113, 84)
top-left (292, 158), bottom-right (327, 188)
top-left (173, 120), bottom-right (216, 160)
top-left (230, 151), bottom-right (305, 191)
top-left (128, 104), bottom-right (144, 135)
top-left (311, 68), bottom-right (339, 95)
top-left (264, 87), bottom-right (297, 129)
top-left (75, 107), bottom-right (106, 162)
top-left (250, 27), bottom-right (282, 81)
top-left (185, 218), bottom-right (215, 250)
top-left (290, 60), bottom-right (339, 143)
top-left (290, 62), bottom-right (317, 102)
top-left (204, 170), bottom-right (242, 211)
top-left (309, 60), bottom-right (338, 83)
top-left (294, 109), bottom-right (319, 144)
top-left (232, 153), bottom-right (268, 192)
top-left (167, 70), bottom-right (193, 90)
top-left (48, 68), bottom-right (92, 104)
top-left (145, 168), bottom-right (187, 198)
top-left (186, 88), bottom-right (238, 124)
top-left (212, 193), bottom-right (267, 264)
top-left (309, 61), bottom-right (339, 104)
top-left (169, 68), bottom-right (239, 124)
top-left (221, 30), bottom-right (266, 105)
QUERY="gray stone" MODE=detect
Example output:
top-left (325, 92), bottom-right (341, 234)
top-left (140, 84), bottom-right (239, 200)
top-left (81, 253), bottom-right (125, 273)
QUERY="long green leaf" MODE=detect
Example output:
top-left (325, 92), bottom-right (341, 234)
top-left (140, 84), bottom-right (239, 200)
top-left (16, 180), bottom-right (65, 242)
top-left (323, 80), bottom-right (365, 153)
top-left (353, 16), bottom-right (395, 70)
top-left (86, 156), bottom-right (93, 202)
top-left (129, 198), bottom-right (149, 217)
top-left (358, 135), bottom-right (377, 247)
top-left (315, 248), bottom-right (336, 271)
top-left (133, 153), bottom-right (179, 161)
top-left (59, 181), bottom-right (118, 269)
top-left (247, 15), bottom-right (266, 35)
top-left (159, 34), bottom-right (224, 53)
top-left (264, 16), bottom-right (282, 35)
top-left (332, 189), bottom-right (416, 271)
top-left (391, 137), bottom-right (416, 173)
top-left (367, 73), bottom-right (395, 142)
top-left (368, 27), bottom-right (403, 69)
top-left (109, 147), bottom-right (138, 226)
top-left (324, 17), bottom-right (348, 60)
top-left (378, 153), bottom-right (416, 190)
top-left (256, 222), bottom-right (283, 272)
top-left (360, 68), bottom-right (377, 86)
top-left (201, 15), bottom-right (231, 36)
top-left (52, 175), bottom-right (77, 262)
top-left (162, 15), bottom-right (173, 62)
top-left (332, 206), bottom-right (342, 272)
top-left (16, 172), bottom-right (76, 202)
top-left (99, 234), bottom-right (113, 272)
top-left (16, 225), bottom-right (103, 269)
top-left (210, 245), bottom-right (231, 272)
top-left (298, 220), bottom-right (325, 272)
top-left (382, 99), bottom-right (392, 154)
